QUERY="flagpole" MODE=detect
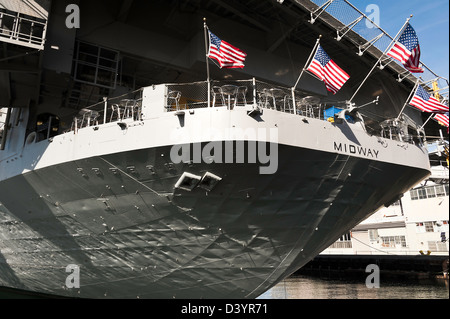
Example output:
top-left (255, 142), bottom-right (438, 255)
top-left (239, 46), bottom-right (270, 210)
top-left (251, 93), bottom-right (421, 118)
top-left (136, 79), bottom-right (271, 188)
top-left (292, 35), bottom-right (321, 113)
top-left (348, 15), bottom-right (413, 104)
top-left (396, 77), bottom-right (420, 120)
top-left (203, 17), bottom-right (211, 107)
top-left (418, 113), bottom-right (434, 131)
top-left (293, 35), bottom-right (322, 91)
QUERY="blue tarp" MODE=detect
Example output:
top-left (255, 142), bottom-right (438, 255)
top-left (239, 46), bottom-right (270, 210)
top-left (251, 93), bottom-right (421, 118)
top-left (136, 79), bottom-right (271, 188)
top-left (324, 106), bottom-right (343, 120)
top-left (324, 106), bottom-right (354, 122)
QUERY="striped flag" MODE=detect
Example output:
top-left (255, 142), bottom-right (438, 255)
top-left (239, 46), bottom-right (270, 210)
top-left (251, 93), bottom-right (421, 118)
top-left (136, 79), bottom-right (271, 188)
top-left (434, 113), bottom-right (449, 127)
top-left (387, 24), bottom-right (423, 73)
top-left (409, 85), bottom-right (449, 113)
top-left (207, 30), bottom-right (246, 69)
top-left (305, 45), bottom-right (350, 95)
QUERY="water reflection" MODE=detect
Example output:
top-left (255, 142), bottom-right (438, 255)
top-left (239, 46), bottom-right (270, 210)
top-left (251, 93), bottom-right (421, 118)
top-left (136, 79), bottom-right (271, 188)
top-left (258, 276), bottom-right (449, 299)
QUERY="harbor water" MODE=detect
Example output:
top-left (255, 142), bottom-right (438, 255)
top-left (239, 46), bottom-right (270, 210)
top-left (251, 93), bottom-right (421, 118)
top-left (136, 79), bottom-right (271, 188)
top-left (259, 275), bottom-right (449, 299)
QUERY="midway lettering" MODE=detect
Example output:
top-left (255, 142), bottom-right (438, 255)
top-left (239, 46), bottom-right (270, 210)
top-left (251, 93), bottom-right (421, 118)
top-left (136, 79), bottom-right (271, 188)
top-left (334, 142), bottom-right (379, 159)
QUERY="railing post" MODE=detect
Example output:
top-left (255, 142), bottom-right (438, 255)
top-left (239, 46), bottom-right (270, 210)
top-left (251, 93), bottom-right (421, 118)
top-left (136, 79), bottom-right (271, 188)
top-left (47, 116), bottom-right (52, 140)
top-left (40, 20), bottom-right (48, 49)
top-left (30, 22), bottom-right (34, 43)
top-left (207, 80), bottom-right (211, 108)
top-left (291, 87), bottom-right (296, 115)
top-left (14, 13), bottom-right (21, 40)
top-left (252, 78), bottom-right (257, 107)
top-left (0, 108), bottom-right (12, 151)
top-left (103, 97), bottom-right (108, 124)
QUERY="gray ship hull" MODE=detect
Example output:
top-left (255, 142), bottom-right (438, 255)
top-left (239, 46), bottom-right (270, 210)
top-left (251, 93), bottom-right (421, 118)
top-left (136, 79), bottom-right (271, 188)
top-left (0, 142), bottom-right (429, 298)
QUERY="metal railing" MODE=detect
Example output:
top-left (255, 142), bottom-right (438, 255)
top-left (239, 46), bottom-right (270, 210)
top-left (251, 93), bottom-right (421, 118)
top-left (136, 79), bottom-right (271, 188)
top-left (305, 0), bottom-right (448, 90)
top-left (0, 108), bottom-right (6, 145)
top-left (166, 81), bottom-right (209, 111)
top-left (164, 79), bottom-right (424, 144)
top-left (328, 241), bottom-right (353, 249)
top-left (165, 79), bottom-right (324, 119)
top-left (61, 79), bottom-right (424, 146)
top-left (0, 9), bottom-right (47, 50)
top-left (69, 89), bottom-right (143, 133)
top-left (0, 108), bottom-right (6, 130)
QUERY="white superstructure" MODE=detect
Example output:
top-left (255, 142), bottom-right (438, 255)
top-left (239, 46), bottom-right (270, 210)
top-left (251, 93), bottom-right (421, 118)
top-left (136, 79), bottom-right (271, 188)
top-left (323, 141), bottom-right (449, 256)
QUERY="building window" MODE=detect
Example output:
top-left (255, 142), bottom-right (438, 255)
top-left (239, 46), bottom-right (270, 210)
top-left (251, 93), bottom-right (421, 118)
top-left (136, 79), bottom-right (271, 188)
top-left (337, 232), bottom-right (352, 241)
top-left (417, 188), bottom-right (427, 199)
top-left (381, 236), bottom-right (407, 248)
top-left (426, 187), bottom-right (436, 198)
top-left (435, 185), bottom-right (446, 197)
top-left (368, 229), bottom-right (378, 241)
top-left (428, 241), bottom-right (448, 252)
top-left (410, 184), bottom-right (449, 200)
top-left (424, 221), bottom-right (434, 232)
top-left (73, 41), bottom-right (119, 89)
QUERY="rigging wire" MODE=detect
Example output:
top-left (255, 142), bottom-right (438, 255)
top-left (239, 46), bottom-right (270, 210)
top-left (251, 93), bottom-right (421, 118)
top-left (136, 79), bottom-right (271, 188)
top-left (350, 235), bottom-right (395, 255)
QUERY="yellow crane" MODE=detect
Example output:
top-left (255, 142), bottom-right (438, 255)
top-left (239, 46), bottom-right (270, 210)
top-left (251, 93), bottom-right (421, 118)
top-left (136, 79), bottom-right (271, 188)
top-left (432, 81), bottom-right (441, 101)
top-left (444, 144), bottom-right (449, 168)
top-left (432, 80), bottom-right (442, 100)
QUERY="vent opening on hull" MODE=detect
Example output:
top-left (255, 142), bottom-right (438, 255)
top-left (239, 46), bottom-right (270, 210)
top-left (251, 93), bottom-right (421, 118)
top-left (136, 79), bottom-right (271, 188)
top-left (174, 172), bottom-right (202, 191)
top-left (174, 172), bottom-right (222, 192)
top-left (198, 172), bottom-right (222, 192)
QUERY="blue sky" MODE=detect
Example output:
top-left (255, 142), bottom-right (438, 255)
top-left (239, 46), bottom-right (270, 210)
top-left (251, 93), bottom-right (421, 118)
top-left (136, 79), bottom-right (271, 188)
top-left (350, 0), bottom-right (449, 82)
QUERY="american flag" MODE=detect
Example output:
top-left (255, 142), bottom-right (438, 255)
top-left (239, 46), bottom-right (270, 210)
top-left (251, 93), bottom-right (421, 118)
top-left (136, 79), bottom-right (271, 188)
top-left (305, 45), bottom-right (350, 95)
top-left (410, 85), bottom-right (449, 113)
top-left (387, 24), bottom-right (423, 73)
top-left (207, 31), bottom-right (246, 69)
top-left (434, 113), bottom-right (449, 127)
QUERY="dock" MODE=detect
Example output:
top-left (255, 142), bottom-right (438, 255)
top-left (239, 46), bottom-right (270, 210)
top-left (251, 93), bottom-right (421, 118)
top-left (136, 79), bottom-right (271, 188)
top-left (295, 254), bottom-right (449, 281)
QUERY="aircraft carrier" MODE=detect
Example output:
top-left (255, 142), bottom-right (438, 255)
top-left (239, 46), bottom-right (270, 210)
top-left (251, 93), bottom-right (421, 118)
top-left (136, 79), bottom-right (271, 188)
top-left (0, 0), bottom-right (447, 298)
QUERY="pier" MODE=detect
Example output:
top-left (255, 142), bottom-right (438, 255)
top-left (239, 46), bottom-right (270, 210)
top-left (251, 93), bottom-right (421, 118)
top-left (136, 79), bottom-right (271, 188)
top-left (295, 254), bottom-right (449, 281)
